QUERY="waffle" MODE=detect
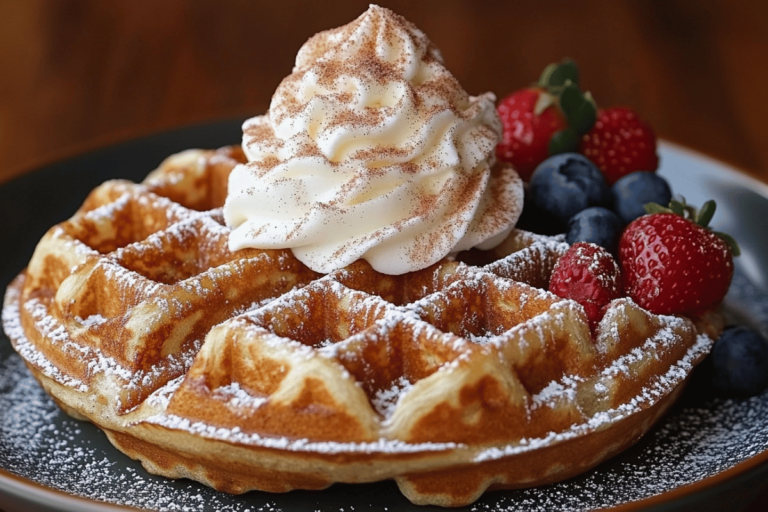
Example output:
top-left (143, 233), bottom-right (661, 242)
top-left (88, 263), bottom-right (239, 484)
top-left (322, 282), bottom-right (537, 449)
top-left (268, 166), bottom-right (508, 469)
top-left (2, 147), bottom-right (724, 507)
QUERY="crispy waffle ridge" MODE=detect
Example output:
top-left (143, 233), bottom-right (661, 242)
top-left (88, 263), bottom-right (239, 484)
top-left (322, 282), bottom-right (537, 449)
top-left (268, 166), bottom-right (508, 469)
top-left (2, 147), bottom-right (725, 507)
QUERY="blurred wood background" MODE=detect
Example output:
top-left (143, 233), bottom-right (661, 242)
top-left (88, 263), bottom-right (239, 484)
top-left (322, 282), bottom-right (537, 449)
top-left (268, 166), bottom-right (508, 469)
top-left (2, 0), bottom-right (768, 185)
top-left (1, 1), bottom-right (768, 510)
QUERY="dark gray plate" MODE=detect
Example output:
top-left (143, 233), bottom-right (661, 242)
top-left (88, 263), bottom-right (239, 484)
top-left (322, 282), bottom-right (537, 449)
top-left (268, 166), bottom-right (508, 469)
top-left (2, 123), bottom-right (768, 511)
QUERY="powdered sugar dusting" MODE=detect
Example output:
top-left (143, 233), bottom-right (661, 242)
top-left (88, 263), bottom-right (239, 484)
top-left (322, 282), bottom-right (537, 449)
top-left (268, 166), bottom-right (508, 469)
top-left (372, 376), bottom-right (412, 419)
top-left (145, 375), bottom-right (185, 409)
top-left (213, 382), bottom-right (268, 413)
top-left (5, 290), bottom-right (200, 410)
top-left (77, 314), bottom-right (108, 328)
top-left (143, 412), bottom-right (459, 455)
top-left (3, 330), bottom-right (768, 511)
top-left (3, 267), bottom-right (765, 510)
top-left (474, 333), bottom-right (713, 464)
top-left (0, 350), bottom-right (292, 512)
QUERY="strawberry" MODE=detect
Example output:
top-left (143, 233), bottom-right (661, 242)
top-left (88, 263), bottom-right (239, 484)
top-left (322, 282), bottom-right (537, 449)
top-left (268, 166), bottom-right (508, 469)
top-left (549, 242), bottom-right (623, 331)
top-left (496, 59), bottom-right (597, 182)
top-left (618, 200), bottom-right (738, 316)
top-left (496, 88), bottom-right (567, 181)
top-left (579, 107), bottom-right (659, 186)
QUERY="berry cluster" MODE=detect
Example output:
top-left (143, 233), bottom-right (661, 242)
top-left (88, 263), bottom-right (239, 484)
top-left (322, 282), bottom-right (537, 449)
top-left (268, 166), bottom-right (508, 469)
top-left (496, 59), bottom-right (658, 185)
top-left (522, 153), bottom-right (671, 254)
top-left (498, 60), bottom-right (668, 252)
top-left (498, 59), bottom-right (768, 398)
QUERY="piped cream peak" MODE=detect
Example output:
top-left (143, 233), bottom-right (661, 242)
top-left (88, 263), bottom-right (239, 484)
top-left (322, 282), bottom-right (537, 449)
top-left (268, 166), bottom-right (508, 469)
top-left (224, 5), bottom-right (523, 274)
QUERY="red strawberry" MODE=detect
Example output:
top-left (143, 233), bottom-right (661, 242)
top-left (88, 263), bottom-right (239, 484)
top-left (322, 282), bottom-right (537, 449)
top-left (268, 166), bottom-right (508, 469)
top-left (549, 242), bottom-right (623, 331)
top-left (618, 200), bottom-right (737, 316)
top-left (579, 107), bottom-right (659, 185)
top-left (496, 88), bottom-right (567, 181)
top-left (497, 59), bottom-right (598, 181)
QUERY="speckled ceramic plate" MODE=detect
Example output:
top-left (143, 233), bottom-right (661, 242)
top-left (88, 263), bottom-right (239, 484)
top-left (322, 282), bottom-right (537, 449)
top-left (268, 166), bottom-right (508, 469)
top-left (2, 122), bottom-right (768, 512)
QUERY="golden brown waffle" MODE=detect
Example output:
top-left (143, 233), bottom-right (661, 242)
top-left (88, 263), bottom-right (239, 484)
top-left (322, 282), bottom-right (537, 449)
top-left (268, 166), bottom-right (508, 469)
top-left (2, 147), bottom-right (724, 507)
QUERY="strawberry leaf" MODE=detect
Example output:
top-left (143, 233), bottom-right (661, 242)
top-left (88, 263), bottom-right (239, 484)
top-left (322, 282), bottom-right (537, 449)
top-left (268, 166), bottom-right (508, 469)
top-left (548, 128), bottom-right (579, 155)
top-left (645, 198), bottom-right (740, 257)
top-left (696, 200), bottom-right (716, 228)
top-left (538, 59), bottom-right (579, 89)
top-left (714, 231), bottom-right (741, 257)
top-left (560, 84), bottom-right (597, 135)
top-left (669, 200), bottom-right (686, 216)
top-left (548, 59), bottom-right (579, 87)
top-left (558, 82), bottom-right (581, 110)
top-left (538, 63), bottom-right (558, 88)
top-left (644, 202), bottom-right (673, 214)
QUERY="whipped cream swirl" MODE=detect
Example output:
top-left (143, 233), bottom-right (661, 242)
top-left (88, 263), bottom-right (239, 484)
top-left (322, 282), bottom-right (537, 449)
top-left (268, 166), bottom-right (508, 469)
top-left (224, 5), bottom-right (523, 275)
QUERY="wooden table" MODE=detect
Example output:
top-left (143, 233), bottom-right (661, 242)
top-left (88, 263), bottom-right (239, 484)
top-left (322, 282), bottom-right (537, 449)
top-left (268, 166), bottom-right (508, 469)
top-left (1, 1), bottom-right (767, 510)
top-left (2, 0), bottom-right (768, 184)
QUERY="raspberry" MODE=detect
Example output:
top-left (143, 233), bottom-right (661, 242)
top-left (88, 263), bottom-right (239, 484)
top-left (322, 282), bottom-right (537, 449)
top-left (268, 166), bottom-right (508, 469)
top-left (549, 242), bottom-right (623, 331)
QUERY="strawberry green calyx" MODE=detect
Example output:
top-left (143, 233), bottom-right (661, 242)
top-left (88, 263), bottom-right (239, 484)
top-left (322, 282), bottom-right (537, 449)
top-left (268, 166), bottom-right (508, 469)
top-left (536, 59), bottom-right (598, 157)
top-left (560, 85), bottom-right (596, 135)
top-left (548, 129), bottom-right (580, 155)
top-left (644, 199), bottom-right (741, 256)
top-left (538, 58), bottom-right (580, 88)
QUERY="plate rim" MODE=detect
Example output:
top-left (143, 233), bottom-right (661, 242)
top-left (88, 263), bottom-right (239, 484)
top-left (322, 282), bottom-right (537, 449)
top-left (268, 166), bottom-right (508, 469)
top-left (1, 128), bottom-right (767, 512)
top-left (0, 466), bottom-right (135, 512)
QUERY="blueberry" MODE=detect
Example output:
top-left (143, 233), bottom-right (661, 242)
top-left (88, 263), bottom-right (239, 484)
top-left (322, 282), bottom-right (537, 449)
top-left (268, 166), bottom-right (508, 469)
top-left (528, 153), bottom-right (609, 233)
top-left (516, 184), bottom-right (560, 235)
top-left (611, 171), bottom-right (672, 224)
top-left (708, 326), bottom-right (768, 397)
top-left (566, 207), bottom-right (624, 254)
